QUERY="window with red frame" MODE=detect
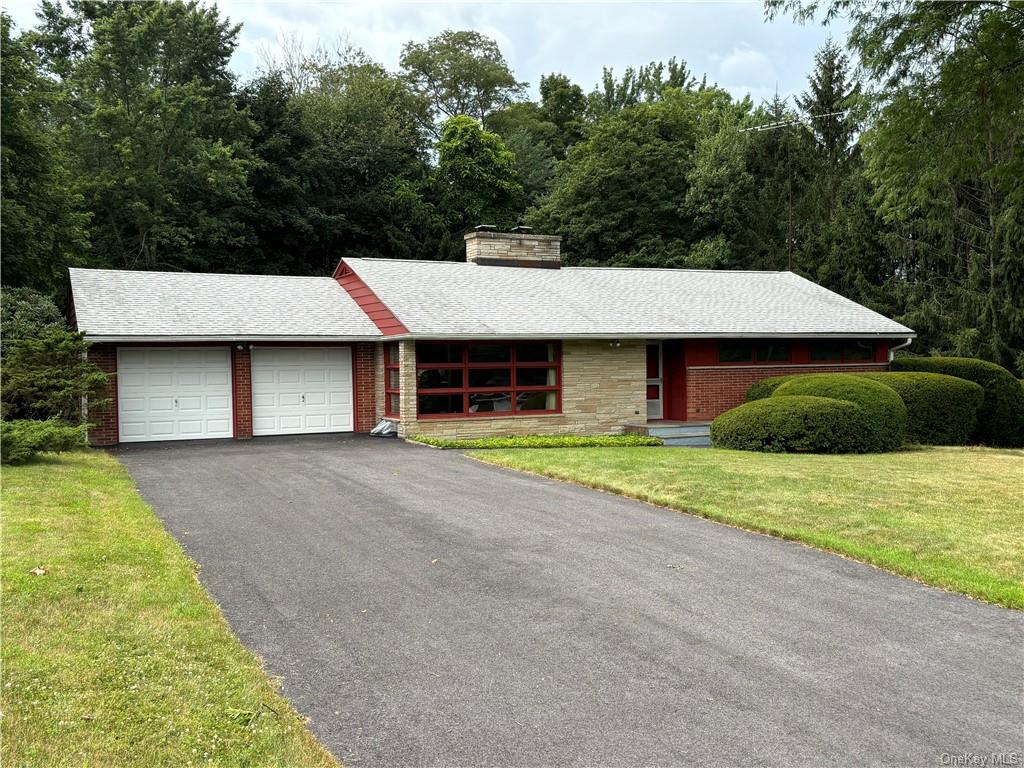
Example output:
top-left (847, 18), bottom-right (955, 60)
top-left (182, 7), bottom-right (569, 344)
top-left (416, 341), bottom-right (561, 418)
top-left (809, 339), bottom-right (875, 362)
top-left (384, 342), bottom-right (400, 416)
top-left (718, 340), bottom-right (791, 364)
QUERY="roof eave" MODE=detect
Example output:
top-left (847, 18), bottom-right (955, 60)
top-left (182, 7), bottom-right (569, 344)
top-left (81, 334), bottom-right (384, 343)
top-left (374, 331), bottom-right (917, 341)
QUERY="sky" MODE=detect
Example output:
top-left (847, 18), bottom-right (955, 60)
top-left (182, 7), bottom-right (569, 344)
top-left (3, 1), bottom-right (849, 107)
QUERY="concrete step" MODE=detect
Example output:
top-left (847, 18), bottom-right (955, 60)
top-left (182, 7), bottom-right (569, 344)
top-left (662, 434), bottom-right (712, 448)
top-left (646, 424), bottom-right (711, 439)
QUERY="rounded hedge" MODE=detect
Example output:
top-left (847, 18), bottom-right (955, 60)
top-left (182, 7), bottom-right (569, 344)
top-left (711, 395), bottom-right (873, 453)
top-left (891, 356), bottom-right (1024, 447)
top-left (745, 375), bottom-right (797, 402)
top-left (772, 373), bottom-right (907, 452)
top-left (855, 372), bottom-right (984, 446)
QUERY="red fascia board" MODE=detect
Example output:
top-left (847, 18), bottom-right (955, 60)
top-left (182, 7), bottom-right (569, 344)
top-left (335, 261), bottom-right (409, 336)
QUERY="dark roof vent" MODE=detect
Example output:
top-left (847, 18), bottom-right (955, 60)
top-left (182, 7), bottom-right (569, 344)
top-left (510, 225), bottom-right (533, 234)
top-left (474, 224), bottom-right (497, 232)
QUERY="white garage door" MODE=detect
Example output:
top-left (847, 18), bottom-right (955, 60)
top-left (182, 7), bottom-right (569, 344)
top-left (118, 348), bottom-right (233, 443)
top-left (251, 347), bottom-right (353, 436)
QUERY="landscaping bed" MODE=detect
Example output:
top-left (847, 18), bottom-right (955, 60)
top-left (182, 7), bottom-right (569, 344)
top-left (471, 446), bottom-right (1024, 609)
top-left (1, 450), bottom-right (339, 768)
top-left (409, 433), bottom-right (662, 449)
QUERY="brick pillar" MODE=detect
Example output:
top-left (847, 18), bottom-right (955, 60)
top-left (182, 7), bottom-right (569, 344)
top-left (232, 347), bottom-right (253, 439)
top-left (353, 342), bottom-right (376, 432)
top-left (87, 345), bottom-right (119, 446)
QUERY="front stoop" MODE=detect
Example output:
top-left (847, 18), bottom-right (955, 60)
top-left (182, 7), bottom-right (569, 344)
top-left (625, 420), bottom-right (713, 447)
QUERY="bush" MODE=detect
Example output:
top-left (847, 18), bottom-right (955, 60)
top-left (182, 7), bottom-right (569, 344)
top-left (855, 372), bottom-right (984, 445)
top-left (711, 396), bottom-right (874, 453)
top-left (773, 374), bottom-right (907, 452)
top-left (745, 375), bottom-right (797, 402)
top-left (408, 433), bottom-right (663, 449)
top-left (1, 419), bottom-right (88, 465)
top-left (891, 357), bottom-right (1024, 447)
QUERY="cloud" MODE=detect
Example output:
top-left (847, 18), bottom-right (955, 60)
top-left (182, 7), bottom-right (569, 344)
top-left (718, 44), bottom-right (777, 87)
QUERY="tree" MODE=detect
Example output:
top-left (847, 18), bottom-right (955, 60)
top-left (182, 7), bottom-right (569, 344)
top-left (34, 1), bottom-right (256, 273)
top-left (529, 88), bottom-right (740, 266)
top-left (1, 330), bottom-right (108, 422)
top-left (539, 73), bottom-right (588, 156)
top-left (1, 14), bottom-right (89, 292)
top-left (400, 30), bottom-right (526, 126)
top-left (767, 0), bottom-right (1024, 372)
top-left (433, 116), bottom-right (524, 251)
top-left (587, 57), bottom-right (702, 118)
top-left (794, 38), bottom-right (860, 171)
top-left (503, 130), bottom-right (556, 208)
top-left (239, 51), bottom-right (436, 273)
top-left (0, 287), bottom-right (66, 355)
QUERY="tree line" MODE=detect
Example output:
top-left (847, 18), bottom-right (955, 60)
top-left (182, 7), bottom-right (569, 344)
top-left (1, 1), bottom-right (1022, 372)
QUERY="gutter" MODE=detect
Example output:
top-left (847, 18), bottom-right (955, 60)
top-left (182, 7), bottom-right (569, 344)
top-left (888, 337), bottom-right (913, 361)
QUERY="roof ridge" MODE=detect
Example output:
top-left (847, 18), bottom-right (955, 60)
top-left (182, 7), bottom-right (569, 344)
top-left (70, 267), bottom-right (335, 280)
top-left (346, 257), bottom-right (793, 274)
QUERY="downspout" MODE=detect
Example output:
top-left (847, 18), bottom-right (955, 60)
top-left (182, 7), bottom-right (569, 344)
top-left (888, 337), bottom-right (913, 362)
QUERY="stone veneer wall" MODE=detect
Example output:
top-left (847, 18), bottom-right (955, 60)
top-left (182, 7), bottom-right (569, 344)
top-left (373, 341), bottom-right (386, 422)
top-left (395, 339), bottom-right (646, 438)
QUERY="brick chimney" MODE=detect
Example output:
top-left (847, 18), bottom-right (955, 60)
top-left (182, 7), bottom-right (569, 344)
top-left (464, 225), bottom-right (561, 268)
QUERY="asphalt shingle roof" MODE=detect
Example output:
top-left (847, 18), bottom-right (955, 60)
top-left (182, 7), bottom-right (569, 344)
top-left (69, 268), bottom-right (381, 341)
top-left (343, 258), bottom-right (915, 338)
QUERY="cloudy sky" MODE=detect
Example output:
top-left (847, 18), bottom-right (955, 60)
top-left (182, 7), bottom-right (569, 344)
top-left (5, 1), bottom-right (848, 106)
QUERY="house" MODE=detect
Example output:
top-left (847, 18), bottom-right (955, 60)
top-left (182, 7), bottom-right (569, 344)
top-left (68, 227), bottom-right (915, 446)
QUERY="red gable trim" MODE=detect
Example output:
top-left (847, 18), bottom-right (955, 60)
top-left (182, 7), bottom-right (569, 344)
top-left (334, 260), bottom-right (409, 336)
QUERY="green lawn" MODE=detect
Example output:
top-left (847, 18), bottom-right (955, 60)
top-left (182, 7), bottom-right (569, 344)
top-left (471, 446), bottom-right (1024, 609)
top-left (1, 450), bottom-right (340, 768)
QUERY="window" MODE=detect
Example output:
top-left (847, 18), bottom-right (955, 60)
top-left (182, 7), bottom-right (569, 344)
top-left (415, 341), bottom-right (561, 418)
top-left (718, 340), bottom-right (791, 364)
top-left (810, 340), bottom-right (876, 363)
top-left (384, 342), bottom-right (400, 417)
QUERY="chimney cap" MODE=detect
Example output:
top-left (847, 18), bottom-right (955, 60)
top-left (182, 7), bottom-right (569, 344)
top-left (510, 225), bottom-right (533, 234)
top-left (474, 224), bottom-right (497, 232)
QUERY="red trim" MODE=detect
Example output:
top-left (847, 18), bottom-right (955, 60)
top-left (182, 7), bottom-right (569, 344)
top-left (384, 342), bottom-right (400, 417)
top-left (335, 260), bottom-right (409, 336)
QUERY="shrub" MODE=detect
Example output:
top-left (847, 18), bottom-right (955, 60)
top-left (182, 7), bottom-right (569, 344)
top-left (1, 419), bottom-right (88, 465)
top-left (745, 375), bottom-right (797, 402)
top-left (855, 372), bottom-right (984, 445)
top-left (773, 373), bottom-right (907, 452)
top-left (408, 434), bottom-right (663, 449)
top-left (891, 356), bottom-right (1024, 447)
top-left (711, 396), bottom-right (873, 453)
top-left (1, 330), bottom-right (109, 421)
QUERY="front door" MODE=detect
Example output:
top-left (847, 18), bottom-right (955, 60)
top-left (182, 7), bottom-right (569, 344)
top-left (646, 343), bottom-right (663, 419)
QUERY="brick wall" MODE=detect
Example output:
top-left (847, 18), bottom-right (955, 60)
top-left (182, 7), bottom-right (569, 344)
top-left (397, 340), bottom-right (646, 438)
top-left (231, 347), bottom-right (253, 439)
top-left (353, 342), bottom-right (376, 432)
top-left (86, 345), bottom-right (118, 446)
top-left (686, 363), bottom-right (889, 420)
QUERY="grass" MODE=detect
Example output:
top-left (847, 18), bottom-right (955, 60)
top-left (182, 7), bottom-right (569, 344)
top-left (1, 450), bottom-right (340, 768)
top-left (471, 446), bottom-right (1024, 609)
top-left (408, 433), bottom-right (662, 449)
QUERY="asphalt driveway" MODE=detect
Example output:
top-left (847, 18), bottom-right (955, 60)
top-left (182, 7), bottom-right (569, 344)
top-left (116, 436), bottom-right (1023, 767)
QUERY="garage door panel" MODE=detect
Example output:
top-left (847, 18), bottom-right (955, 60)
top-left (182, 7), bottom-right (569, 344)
top-left (117, 348), bottom-right (233, 443)
top-left (251, 347), bottom-right (353, 436)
